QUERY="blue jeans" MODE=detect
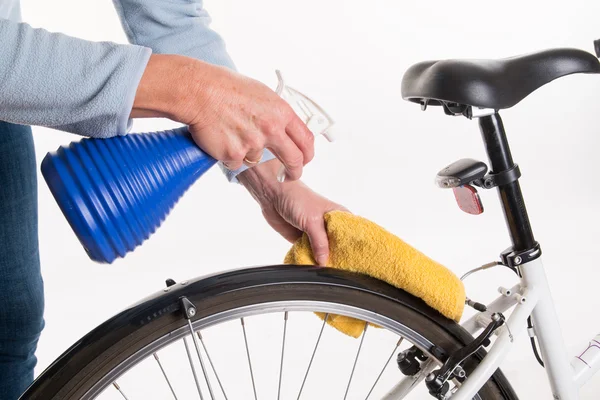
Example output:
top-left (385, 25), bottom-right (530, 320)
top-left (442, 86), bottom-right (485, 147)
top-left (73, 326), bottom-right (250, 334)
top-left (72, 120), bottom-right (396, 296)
top-left (0, 121), bottom-right (45, 399)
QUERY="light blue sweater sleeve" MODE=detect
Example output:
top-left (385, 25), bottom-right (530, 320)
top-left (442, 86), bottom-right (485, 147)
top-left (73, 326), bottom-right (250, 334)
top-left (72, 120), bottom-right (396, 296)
top-left (0, 0), bottom-right (274, 179)
top-left (113, 0), bottom-right (236, 70)
top-left (112, 0), bottom-right (276, 181)
top-left (0, 18), bottom-right (151, 138)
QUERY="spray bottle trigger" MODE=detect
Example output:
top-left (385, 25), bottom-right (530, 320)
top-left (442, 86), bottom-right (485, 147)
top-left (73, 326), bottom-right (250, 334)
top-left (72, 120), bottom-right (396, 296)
top-left (274, 70), bottom-right (336, 182)
top-left (306, 115), bottom-right (329, 136)
top-left (322, 126), bottom-right (337, 142)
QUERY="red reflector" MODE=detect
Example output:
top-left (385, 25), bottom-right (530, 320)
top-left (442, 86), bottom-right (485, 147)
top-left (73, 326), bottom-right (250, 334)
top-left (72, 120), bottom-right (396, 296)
top-left (452, 185), bottom-right (484, 215)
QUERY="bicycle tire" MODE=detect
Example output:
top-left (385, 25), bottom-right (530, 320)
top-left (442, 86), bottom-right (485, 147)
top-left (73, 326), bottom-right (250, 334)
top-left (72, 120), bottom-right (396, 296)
top-left (21, 265), bottom-right (518, 399)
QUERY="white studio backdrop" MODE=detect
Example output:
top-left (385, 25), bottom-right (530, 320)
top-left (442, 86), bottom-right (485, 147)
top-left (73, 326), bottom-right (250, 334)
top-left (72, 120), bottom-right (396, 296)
top-left (19, 0), bottom-right (600, 398)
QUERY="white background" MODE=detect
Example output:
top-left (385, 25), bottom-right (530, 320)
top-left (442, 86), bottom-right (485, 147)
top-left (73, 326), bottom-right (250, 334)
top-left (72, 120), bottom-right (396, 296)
top-left (19, 0), bottom-right (600, 398)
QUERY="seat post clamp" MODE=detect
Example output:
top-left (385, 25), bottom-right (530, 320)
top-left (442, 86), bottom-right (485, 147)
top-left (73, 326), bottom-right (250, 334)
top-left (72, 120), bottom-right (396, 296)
top-left (468, 107), bottom-right (497, 119)
top-left (478, 164), bottom-right (521, 189)
top-left (500, 242), bottom-right (542, 268)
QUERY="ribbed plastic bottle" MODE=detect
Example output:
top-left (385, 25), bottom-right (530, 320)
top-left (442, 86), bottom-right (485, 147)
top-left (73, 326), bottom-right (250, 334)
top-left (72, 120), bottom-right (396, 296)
top-left (42, 71), bottom-right (335, 264)
top-left (41, 127), bottom-right (216, 263)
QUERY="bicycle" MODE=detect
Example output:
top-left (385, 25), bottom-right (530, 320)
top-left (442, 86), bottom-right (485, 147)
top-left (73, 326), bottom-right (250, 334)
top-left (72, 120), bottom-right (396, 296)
top-left (20, 42), bottom-right (600, 400)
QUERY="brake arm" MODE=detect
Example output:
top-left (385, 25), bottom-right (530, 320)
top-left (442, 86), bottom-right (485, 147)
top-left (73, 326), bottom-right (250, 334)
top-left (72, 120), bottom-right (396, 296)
top-left (425, 313), bottom-right (506, 399)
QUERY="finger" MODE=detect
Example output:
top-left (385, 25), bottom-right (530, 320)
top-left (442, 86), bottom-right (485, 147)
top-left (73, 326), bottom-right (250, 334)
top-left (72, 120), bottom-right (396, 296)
top-left (278, 225), bottom-right (303, 244)
top-left (267, 136), bottom-right (304, 181)
top-left (335, 205), bottom-right (352, 214)
top-left (264, 211), bottom-right (303, 243)
top-left (306, 218), bottom-right (330, 266)
top-left (285, 114), bottom-right (315, 165)
top-left (243, 149), bottom-right (264, 167)
top-left (221, 142), bottom-right (246, 170)
top-left (222, 160), bottom-right (243, 171)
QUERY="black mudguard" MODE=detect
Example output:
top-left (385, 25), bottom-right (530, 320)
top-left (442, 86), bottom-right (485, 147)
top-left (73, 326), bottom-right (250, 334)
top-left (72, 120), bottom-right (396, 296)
top-left (22, 265), bottom-right (518, 399)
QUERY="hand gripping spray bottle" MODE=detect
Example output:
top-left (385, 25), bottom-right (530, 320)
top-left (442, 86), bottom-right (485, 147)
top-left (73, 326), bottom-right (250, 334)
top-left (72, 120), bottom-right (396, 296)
top-left (41, 71), bottom-right (336, 263)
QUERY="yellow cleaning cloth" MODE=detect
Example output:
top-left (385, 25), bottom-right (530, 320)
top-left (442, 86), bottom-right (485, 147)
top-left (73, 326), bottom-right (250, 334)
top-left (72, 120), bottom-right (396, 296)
top-left (284, 211), bottom-right (465, 338)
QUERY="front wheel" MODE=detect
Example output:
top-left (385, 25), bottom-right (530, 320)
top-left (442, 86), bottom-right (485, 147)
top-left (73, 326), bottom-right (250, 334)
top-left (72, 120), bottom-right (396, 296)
top-left (22, 266), bottom-right (518, 399)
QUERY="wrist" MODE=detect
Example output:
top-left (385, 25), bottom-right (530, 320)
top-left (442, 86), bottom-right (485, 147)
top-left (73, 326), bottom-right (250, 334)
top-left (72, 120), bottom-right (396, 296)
top-left (238, 159), bottom-right (283, 205)
top-left (131, 54), bottom-right (202, 122)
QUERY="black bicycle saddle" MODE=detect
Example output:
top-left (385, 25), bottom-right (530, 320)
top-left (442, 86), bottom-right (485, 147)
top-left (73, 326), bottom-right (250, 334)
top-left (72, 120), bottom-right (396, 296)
top-left (401, 48), bottom-right (600, 110)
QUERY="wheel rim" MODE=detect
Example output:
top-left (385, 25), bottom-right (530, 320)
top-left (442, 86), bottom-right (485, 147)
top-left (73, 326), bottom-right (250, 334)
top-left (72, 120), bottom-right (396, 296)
top-left (82, 300), bottom-right (476, 400)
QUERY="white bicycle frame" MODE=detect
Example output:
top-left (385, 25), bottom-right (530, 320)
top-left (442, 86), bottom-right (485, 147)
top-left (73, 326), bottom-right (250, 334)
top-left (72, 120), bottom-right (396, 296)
top-left (386, 108), bottom-right (600, 399)
top-left (455, 255), bottom-right (597, 400)
top-left (383, 256), bottom-right (598, 400)
top-left (456, 256), bottom-right (587, 400)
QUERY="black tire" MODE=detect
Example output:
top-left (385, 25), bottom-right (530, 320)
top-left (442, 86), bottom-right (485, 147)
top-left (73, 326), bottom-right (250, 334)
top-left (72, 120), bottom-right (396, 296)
top-left (21, 266), bottom-right (518, 399)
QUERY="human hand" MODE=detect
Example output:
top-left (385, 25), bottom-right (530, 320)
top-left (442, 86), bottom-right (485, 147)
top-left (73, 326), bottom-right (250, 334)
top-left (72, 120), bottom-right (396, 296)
top-left (238, 160), bottom-right (348, 266)
top-left (132, 54), bottom-right (314, 181)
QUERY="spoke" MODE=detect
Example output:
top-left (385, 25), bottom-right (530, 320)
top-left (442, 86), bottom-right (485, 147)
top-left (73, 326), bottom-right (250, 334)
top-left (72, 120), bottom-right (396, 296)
top-left (277, 312), bottom-right (289, 400)
top-left (343, 322), bottom-right (368, 400)
top-left (112, 382), bottom-right (130, 400)
top-left (183, 337), bottom-right (205, 400)
top-left (296, 313), bottom-right (329, 400)
top-left (153, 353), bottom-right (179, 400)
top-left (241, 318), bottom-right (258, 400)
top-left (188, 320), bottom-right (216, 399)
top-left (197, 331), bottom-right (229, 400)
top-left (365, 337), bottom-right (404, 399)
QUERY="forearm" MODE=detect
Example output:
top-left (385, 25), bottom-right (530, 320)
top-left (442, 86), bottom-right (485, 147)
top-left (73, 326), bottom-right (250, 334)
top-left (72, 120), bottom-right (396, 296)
top-left (131, 54), bottom-right (200, 121)
top-left (0, 19), bottom-right (151, 138)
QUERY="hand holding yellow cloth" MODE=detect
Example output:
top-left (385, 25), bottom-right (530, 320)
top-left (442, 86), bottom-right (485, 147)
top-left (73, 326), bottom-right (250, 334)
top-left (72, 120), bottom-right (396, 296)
top-left (284, 211), bottom-right (465, 338)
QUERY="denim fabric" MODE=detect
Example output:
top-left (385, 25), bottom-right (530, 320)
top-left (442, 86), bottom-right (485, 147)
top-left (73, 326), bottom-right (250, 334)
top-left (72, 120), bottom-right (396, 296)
top-left (0, 121), bottom-right (45, 399)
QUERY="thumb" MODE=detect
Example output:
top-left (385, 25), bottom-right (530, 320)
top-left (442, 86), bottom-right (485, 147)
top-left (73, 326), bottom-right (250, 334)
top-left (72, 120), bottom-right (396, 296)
top-left (306, 219), bottom-right (330, 266)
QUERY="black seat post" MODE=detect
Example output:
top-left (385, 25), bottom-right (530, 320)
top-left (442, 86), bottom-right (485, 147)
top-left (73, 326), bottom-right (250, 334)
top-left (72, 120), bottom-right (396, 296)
top-left (479, 113), bottom-right (536, 252)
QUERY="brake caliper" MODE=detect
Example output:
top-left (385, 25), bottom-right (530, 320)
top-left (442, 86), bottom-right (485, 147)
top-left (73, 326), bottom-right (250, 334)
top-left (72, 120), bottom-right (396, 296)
top-left (425, 313), bottom-right (506, 399)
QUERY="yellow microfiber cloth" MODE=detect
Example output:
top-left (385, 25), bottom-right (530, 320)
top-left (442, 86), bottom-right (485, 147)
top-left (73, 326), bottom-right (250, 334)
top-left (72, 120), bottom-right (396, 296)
top-left (284, 211), bottom-right (465, 338)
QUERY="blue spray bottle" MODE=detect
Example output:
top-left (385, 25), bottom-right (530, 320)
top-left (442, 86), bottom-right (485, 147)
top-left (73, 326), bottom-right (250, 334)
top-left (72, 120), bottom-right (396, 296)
top-left (41, 71), bottom-right (336, 263)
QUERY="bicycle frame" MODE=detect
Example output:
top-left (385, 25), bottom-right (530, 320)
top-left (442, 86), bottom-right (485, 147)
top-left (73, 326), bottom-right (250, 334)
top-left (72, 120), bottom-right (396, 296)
top-left (455, 256), bottom-right (593, 400)
top-left (437, 113), bottom-right (599, 399)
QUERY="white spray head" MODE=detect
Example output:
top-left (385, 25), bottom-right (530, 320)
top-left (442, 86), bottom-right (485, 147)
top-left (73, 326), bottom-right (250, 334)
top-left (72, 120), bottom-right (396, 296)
top-left (275, 70), bottom-right (336, 182)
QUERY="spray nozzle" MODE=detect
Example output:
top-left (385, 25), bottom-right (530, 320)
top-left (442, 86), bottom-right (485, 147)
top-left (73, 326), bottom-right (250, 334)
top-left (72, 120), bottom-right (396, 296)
top-left (275, 70), bottom-right (336, 182)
